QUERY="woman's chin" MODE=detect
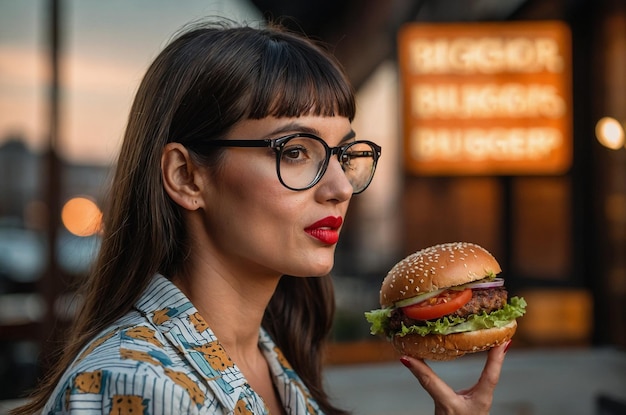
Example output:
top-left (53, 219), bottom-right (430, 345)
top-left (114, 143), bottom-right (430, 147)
top-left (291, 262), bottom-right (334, 278)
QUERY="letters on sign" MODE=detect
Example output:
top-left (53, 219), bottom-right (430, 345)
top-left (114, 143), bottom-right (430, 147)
top-left (399, 22), bottom-right (572, 175)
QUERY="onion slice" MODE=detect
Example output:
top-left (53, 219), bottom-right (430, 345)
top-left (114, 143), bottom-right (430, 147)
top-left (395, 288), bottom-right (444, 308)
top-left (394, 277), bottom-right (504, 308)
top-left (463, 277), bottom-right (505, 289)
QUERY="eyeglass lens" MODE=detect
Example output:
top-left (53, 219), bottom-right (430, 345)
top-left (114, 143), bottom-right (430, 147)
top-left (341, 141), bottom-right (377, 192)
top-left (277, 136), bottom-right (377, 193)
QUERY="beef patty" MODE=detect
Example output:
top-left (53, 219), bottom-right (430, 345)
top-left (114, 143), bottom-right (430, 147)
top-left (387, 287), bottom-right (508, 332)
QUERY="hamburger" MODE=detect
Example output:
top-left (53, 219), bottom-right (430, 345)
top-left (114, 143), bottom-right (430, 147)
top-left (365, 242), bottom-right (526, 361)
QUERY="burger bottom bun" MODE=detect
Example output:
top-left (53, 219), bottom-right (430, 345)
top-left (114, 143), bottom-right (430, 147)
top-left (392, 320), bottom-right (517, 361)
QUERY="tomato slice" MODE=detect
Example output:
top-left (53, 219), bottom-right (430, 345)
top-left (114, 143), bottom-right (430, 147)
top-left (401, 288), bottom-right (472, 321)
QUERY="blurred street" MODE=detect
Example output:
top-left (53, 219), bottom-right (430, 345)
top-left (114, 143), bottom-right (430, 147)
top-left (324, 347), bottom-right (626, 415)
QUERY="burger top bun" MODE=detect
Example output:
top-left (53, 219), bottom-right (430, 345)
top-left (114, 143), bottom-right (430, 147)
top-left (380, 242), bottom-right (501, 307)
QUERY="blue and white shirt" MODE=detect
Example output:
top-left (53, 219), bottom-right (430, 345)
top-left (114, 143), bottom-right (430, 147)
top-left (43, 274), bottom-right (322, 414)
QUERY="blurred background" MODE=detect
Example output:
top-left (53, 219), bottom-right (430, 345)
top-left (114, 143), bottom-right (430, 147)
top-left (1, 0), bottom-right (625, 414)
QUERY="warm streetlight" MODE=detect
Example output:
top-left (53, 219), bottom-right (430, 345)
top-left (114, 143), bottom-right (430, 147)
top-left (595, 116), bottom-right (626, 150)
top-left (61, 196), bottom-right (102, 237)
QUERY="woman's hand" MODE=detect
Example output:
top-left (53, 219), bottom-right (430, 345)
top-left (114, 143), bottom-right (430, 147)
top-left (400, 340), bottom-right (511, 415)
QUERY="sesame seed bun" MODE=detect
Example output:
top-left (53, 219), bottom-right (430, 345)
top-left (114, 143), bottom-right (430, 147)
top-left (374, 242), bottom-right (517, 361)
top-left (380, 242), bottom-right (501, 307)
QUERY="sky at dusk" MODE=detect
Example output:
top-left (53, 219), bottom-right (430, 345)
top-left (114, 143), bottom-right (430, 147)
top-left (0, 0), bottom-right (261, 165)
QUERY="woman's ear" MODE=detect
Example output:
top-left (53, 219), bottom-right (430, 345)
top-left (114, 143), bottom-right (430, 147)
top-left (161, 143), bottom-right (205, 210)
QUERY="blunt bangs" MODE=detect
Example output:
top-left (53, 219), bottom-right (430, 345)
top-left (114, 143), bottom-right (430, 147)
top-left (246, 32), bottom-right (356, 121)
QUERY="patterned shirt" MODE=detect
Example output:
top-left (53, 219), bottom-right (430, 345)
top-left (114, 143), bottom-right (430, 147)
top-left (43, 274), bottom-right (322, 414)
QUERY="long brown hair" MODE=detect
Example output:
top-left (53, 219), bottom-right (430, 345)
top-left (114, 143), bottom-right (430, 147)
top-left (13, 20), bottom-right (354, 415)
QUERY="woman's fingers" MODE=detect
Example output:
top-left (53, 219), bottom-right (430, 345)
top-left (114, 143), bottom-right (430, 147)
top-left (401, 340), bottom-right (512, 415)
top-left (400, 356), bottom-right (457, 403)
top-left (474, 340), bottom-right (511, 395)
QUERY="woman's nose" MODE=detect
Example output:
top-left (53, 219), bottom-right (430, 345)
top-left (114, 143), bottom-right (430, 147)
top-left (317, 157), bottom-right (353, 202)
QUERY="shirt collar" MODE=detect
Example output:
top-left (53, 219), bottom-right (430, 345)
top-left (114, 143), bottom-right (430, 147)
top-left (135, 274), bottom-right (320, 414)
top-left (135, 274), bottom-right (248, 411)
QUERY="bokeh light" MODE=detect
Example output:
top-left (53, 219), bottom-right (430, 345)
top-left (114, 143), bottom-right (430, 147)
top-left (61, 196), bottom-right (102, 237)
top-left (595, 116), bottom-right (625, 150)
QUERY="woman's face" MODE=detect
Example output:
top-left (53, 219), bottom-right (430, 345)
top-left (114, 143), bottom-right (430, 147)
top-left (196, 115), bottom-right (354, 279)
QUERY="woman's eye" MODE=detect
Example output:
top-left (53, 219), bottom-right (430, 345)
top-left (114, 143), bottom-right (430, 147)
top-left (282, 146), bottom-right (308, 161)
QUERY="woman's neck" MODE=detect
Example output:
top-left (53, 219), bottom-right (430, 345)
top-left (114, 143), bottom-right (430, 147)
top-left (172, 266), bottom-right (286, 414)
top-left (171, 264), bottom-right (280, 356)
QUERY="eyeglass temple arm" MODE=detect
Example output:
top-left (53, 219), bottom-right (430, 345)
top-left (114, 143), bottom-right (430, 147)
top-left (346, 151), bottom-right (377, 158)
top-left (186, 139), bottom-right (272, 149)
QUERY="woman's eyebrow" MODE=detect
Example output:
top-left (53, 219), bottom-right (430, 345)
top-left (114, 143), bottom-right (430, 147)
top-left (267, 122), bottom-right (356, 143)
top-left (340, 130), bottom-right (357, 143)
top-left (267, 122), bottom-right (319, 137)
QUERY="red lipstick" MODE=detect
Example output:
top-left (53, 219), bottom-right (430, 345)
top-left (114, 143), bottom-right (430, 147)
top-left (305, 216), bottom-right (343, 245)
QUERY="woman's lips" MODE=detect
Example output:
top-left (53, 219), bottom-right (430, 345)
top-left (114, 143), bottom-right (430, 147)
top-left (305, 216), bottom-right (343, 245)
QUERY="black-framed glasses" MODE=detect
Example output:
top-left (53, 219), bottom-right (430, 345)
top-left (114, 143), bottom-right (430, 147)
top-left (186, 133), bottom-right (381, 194)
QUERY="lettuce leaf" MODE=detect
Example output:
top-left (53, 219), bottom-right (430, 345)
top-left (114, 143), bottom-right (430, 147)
top-left (364, 296), bottom-right (527, 337)
top-left (364, 307), bottom-right (392, 335)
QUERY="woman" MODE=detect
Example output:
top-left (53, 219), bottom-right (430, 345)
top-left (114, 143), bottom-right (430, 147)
top-left (13, 21), bottom-right (509, 415)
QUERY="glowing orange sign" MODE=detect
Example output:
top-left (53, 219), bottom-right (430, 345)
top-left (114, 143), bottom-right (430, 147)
top-left (399, 21), bottom-right (572, 175)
